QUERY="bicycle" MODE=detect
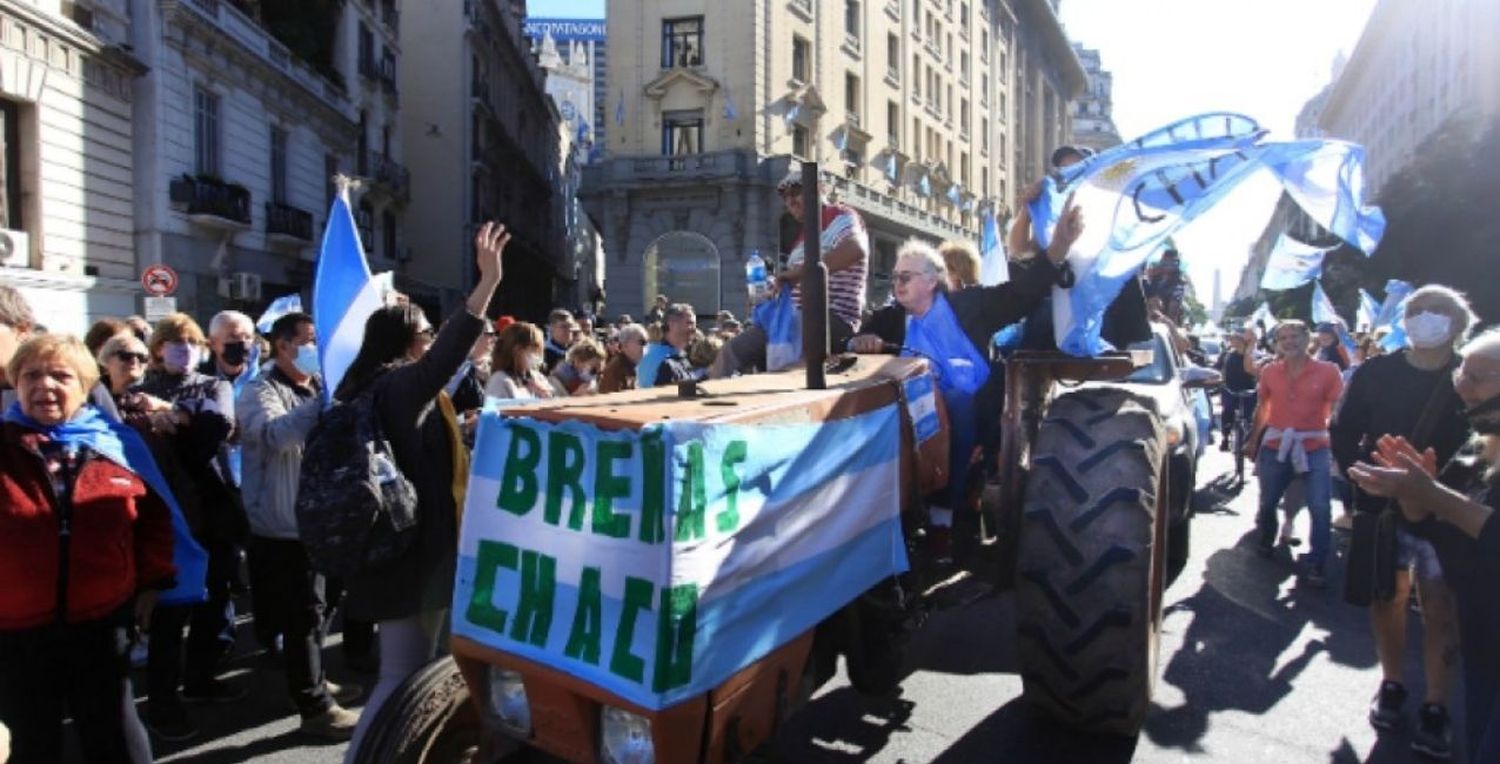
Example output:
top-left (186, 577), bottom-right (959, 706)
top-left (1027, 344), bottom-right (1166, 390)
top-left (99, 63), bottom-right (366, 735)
top-left (1224, 388), bottom-right (1257, 483)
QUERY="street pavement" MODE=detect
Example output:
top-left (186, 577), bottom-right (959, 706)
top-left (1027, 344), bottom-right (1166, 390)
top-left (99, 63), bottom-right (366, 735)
top-left (102, 448), bottom-right (1461, 763)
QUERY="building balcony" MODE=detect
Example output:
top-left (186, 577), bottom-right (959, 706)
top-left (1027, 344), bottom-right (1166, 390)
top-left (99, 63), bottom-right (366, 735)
top-left (367, 152), bottom-right (411, 204)
top-left (265, 201), bottom-right (314, 244)
top-left (381, 3), bottom-right (400, 34)
top-left (885, 67), bottom-right (900, 88)
top-left (176, 0), bottom-right (351, 117)
top-left (169, 174), bottom-right (252, 229)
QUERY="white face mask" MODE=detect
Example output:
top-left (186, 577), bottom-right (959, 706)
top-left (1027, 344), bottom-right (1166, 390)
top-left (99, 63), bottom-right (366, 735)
top-left (1404, 311), bottom-right (1453, 349)
top-left (527, 353), bottom-right (544, 372)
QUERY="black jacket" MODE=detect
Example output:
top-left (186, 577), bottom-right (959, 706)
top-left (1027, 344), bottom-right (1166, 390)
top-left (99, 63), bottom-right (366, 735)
top-left (860, 256), bottom-right (1061, 354)
top-left (343, 310), bottom-right (484, 621)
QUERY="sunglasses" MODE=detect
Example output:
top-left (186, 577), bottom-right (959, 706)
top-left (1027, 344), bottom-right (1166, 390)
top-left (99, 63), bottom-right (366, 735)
top-left (892, 270), bottom-right (926, 286)
top-left (114, 351), bottom-right (149, 364)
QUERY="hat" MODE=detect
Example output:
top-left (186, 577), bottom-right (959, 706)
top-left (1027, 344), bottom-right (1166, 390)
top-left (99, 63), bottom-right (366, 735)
top-left (1049, 145), bottom-right (1095, 168)
top-left (776, 168), bottom-right (805, 193)
top-left (493, 315), bottom-right (516, 333)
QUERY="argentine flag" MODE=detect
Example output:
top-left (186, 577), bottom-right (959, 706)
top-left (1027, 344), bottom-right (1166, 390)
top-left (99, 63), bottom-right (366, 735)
top-left (313, 190), bottom-right (385, 400)
top-left (1028, 113), bottom-right (1386, 356)
top-left (979, 206), bottom-right (1010, 286)
top-left (1260, 233), bottom-right (1332, 290)
top-left (1356, 288), bottom-right (1380, 331)
top-left (1311, 280), bottom-right (1341, 326)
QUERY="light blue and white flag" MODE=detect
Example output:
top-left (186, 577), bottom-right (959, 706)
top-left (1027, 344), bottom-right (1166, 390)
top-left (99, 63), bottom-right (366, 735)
top-left (916, 172), bottom-right (931, 198)
top-left (1356, 288), bottom-right (1380, 331)
top-left (1249, 301), bottom-right (1275, 331)
top-left (945, 183), bottom-right (964, 207)
top-left (830, 126), bottom-right (850, 152)
top-left (1027, 112), bottom-right (1386, 356)
top-left (312, 189), bottom-right (384, 401)
top-left (980, 206), bottom-right (1010, 285)
top-left (1260, 233), bottom-right (1332, 290)
top-left (1375, 279), bottom-right (1416, 351)
top-left (723, 83), bottom-right (738, 121)
top-left (256, 293), bottom-right (303, 335)
top-left (1311, 280), bottom-right (1341, 327)
top-left (453, 401), bottom-right (909, 710)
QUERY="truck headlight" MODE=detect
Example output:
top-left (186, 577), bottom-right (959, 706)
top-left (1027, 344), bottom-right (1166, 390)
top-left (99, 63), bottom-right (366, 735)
top-left (600, 706), bottom-right (654, 764)
top-left (486, 668), bottom-right (531, 737)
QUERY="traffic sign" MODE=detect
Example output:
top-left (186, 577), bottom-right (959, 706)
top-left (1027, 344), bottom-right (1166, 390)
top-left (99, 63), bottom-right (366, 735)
top-left (141, 264), bottom-right (179, 296)
top-left (144, 296), bottom-right (177, 322)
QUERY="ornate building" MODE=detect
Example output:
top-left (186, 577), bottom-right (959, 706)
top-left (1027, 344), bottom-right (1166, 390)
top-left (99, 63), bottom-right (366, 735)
top-left (580, 0), bottom-right (1084, 318)
top-left (1067, 43), bottom-right (1120, 152)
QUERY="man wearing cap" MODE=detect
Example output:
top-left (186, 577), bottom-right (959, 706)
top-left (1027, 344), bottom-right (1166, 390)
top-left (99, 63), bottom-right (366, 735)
top-left (710, 170), bottom-right (869, 378)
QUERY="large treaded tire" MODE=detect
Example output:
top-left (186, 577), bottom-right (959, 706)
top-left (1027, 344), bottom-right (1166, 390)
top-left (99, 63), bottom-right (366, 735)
top-left (1015, 388), bottom-right (1166, 736)
top-left (350, 656), bottom-right (484, 764)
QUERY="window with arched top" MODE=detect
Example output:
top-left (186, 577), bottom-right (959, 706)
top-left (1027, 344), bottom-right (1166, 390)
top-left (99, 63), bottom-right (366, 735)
top-left (642, 231), bottom-right (720, 315)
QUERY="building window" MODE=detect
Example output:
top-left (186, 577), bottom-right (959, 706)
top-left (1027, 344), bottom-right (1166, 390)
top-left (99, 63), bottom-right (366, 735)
top-left (792, 36), bottom-right (810, 83)
top-left (270, 126), bottom-right (288, 204)
top-left (358, 24), bottom-right (375, 76)
top-left (382, 210), bottom-right (397, 261)
top-left (960, 1), bottom-right (969, 28)
top-left (661, 110), bottom-right (704, 155)
top-left (845, 73), bottom-right (861, 119)
top-left (960, 51), bottom-right (969, 82)
top-left (887, 101), bottom-right (900, 147)
top-left (982, 166), bottom-right (988, 197)
top-left (0, 99), bottom-right (21, 231)
top-left (981, 116), bottom-right (989, 153)
top-left (960, 152), bottom-right (969, 186)
top-left (792, 124), bottom-right (810, 158)
top-left (980, 30), bottom-right (988, 61)
top-left (662, 17), bottom-right (703, 68)
top-left (960, 98), bottom-right (970, 133)
top-left (887, 34), bottom-right (900, 80)
top-left (844, 0), bottom-right (860, 41)
top-left (194, 86), bottom-right (219, 176)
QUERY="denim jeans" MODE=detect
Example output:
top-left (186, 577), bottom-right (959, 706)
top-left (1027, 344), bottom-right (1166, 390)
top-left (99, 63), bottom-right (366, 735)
top-left (1256, 445), bottom-right (1332, 571)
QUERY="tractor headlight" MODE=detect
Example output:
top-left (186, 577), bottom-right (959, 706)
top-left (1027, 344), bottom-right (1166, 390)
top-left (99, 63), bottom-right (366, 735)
top-left (486, 668), bottom-right (531, 738)
top-left (600, 706), bottom-right (654, 764)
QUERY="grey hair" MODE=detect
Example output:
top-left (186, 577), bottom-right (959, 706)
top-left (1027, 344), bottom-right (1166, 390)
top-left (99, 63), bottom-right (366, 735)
top-left (97, 333), bottom-right (148, 366)
top-left (1406, 284), bottom-right (1479, 344)
top-left (1460, 327), bottom-right (1500, 364)
top-left (208, 310), bottom-right (253, 338)
top-left (0, 283), bottom-right (35, 330)
top-left (617, 323), bottom-right (648, 347)
top-left (895, 239), bottom-right (949, 291)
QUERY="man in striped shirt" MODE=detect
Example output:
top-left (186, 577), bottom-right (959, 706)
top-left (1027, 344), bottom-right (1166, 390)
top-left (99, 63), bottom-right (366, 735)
top-left (710, 171), bottom-right (869, 378)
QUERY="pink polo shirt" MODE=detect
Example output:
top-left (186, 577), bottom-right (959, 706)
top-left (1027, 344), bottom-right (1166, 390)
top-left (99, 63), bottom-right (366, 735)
top-left (1257, 357), bottom-right (1343, 451)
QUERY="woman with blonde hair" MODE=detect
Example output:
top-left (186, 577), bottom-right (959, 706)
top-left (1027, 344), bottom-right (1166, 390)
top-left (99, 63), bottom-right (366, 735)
top-left (484, 321), bottom-right (552, 400)
top-left (938, 239), bottom-right (982, 290)
top-left (549, 337), bottom-right (606, 396)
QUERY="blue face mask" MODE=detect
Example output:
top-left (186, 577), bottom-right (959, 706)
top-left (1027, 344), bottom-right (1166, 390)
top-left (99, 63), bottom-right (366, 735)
top-left (293, 344), bottom-right (320, 376)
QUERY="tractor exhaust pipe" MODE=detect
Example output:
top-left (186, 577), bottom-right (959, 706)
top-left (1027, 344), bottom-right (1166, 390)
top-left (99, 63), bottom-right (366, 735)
top-left (801, 161), bottom-right (827, 390)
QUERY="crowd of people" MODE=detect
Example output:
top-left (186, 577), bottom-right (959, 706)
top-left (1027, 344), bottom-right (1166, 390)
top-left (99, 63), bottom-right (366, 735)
top-left (1, 156), bottom-right (1498, 764)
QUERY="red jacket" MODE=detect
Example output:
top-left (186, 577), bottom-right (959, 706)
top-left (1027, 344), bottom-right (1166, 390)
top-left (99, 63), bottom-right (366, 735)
top-left (0, 421), bottom-right (176, 630)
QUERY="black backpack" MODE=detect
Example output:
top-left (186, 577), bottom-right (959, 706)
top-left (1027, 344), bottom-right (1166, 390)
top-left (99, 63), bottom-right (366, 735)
top-left (295, 388), bottom-right (419, 578)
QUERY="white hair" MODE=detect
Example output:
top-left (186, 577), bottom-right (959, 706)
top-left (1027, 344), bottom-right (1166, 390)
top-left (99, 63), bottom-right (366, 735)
top-left (617, 323), bottom-right (648, 347)
top-left (894, 239), bottom-right (948, 290)
top-left (1406, 284), bottom-right (1478, 344)
top-left (1460, 327), bottom-right (1500, 364)
top-left (208, 310), bottom-right (253, 338)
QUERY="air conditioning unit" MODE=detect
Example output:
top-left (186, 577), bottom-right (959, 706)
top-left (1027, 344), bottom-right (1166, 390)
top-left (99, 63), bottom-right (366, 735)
top-left (217, 271), bottom-right (262, 301)
top-left (0, 229), bottom-right (30, 267)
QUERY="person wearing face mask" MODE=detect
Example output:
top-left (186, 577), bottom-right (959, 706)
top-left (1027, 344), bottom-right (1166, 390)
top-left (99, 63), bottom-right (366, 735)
top-left (1348, 327), bottom-right (1500, 763)
top-left (484, 321), bottom-right (553, 400)
top-left (202, 311), bottom-right (256, 382)
top-left (549, 337), bottom-right (605, 396)
top-left (1330, 284), bottom-right (1476, 759)
top-left (235, 312), bottom-right (364, 739)
top-left (137, 313), bottom-right (247, 742)
top-left (598, 322), bottom-right (648, 394)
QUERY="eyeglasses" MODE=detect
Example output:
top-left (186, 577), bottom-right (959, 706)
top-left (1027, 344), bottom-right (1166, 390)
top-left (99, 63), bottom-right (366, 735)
top-left (113, 351), bottom-right (149, 364)
top-left (892, 270), bottom-right (927, 286)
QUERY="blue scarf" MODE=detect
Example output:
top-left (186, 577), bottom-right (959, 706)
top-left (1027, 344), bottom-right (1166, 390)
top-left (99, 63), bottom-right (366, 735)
top-left (5, 403), bottom-right (209, 606)
top-left (904, 293), bottom-right (991, 397)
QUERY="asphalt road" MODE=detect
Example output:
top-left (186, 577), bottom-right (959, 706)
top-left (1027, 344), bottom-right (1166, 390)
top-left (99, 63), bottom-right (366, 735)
top-left (104, 448), bottom-right (1460, 763)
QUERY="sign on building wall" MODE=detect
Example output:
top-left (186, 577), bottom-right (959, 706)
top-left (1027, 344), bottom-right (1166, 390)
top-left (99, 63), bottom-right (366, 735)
top-left (522, 18), bottom-right (606, 41)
